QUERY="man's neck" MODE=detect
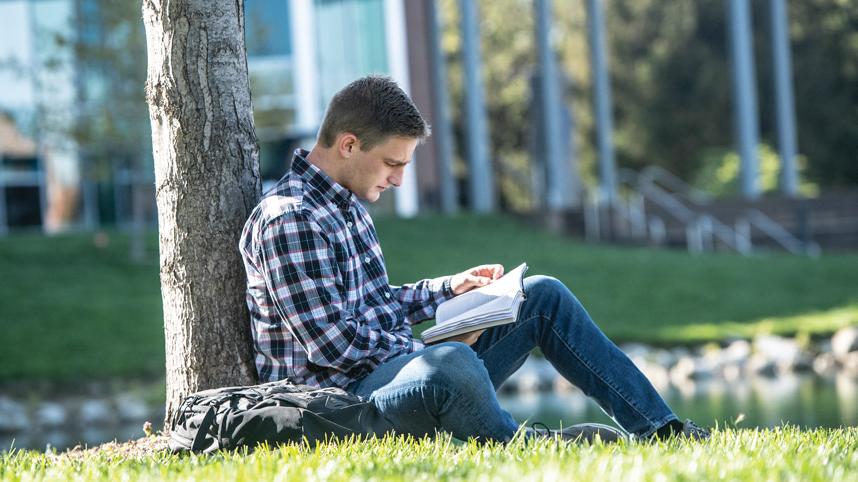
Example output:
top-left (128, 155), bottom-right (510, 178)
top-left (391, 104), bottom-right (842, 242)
top-left (306, 145), bottom-right (344, 186)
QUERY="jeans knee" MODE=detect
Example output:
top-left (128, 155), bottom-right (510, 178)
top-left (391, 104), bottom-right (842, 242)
top-left (420, 342), bottom-right (489, 389)
top-left (523, 275), bottom-right (589, 326)
top-left (524, 275), bottom-right (569, 303)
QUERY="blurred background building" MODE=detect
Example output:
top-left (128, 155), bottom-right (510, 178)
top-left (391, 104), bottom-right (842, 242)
top-left (0, 0), bottom-right (78, 234)
top-left (0, 0), bottom-right (424, 233)
top-left (1, 0), bottom-right (856, 252)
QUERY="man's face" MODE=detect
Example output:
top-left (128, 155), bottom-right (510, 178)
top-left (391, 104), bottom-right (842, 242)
top-left (341, 136), bottom-right (418, 202)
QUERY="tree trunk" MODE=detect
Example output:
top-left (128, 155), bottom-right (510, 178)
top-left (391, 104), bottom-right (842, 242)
top-left (142, 0), bottom-right (260, 428)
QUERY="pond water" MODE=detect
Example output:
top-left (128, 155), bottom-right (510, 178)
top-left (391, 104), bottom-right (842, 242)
top-left (2, 373), bottom-right (855, 452)
top-left (499, 373), bottom-right (858, 431)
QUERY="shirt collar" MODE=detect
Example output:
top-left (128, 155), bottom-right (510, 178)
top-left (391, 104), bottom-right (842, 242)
top-left (291, 148), bottom-right (354, 210)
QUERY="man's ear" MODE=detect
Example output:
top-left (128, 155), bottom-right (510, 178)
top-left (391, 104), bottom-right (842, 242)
top-left (337, 133), bottom-right (360, 158)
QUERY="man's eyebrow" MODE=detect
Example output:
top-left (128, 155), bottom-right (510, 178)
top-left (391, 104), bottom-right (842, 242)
top-left (384, 158), bottom-right (410, 165)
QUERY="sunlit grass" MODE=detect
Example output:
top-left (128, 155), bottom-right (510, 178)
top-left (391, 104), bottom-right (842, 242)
top-left (1, 427), bottom-right (856, 481)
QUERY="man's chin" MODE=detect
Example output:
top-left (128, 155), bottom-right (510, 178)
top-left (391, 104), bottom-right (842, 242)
top-left (362, 191), bottom-right (382, 203)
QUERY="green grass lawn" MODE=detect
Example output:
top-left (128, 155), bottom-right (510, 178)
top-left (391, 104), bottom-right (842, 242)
top-left (1, 214), bottom-right (857, 382)
top-left (2, 427), bottom-right (857, 481)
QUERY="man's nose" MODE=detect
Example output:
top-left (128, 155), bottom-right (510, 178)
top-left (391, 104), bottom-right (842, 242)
top-left (388, 167), bottom-right (404, 187)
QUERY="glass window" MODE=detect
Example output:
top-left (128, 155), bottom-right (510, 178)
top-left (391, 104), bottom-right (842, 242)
top-left (246, 1), bottom-right (296, 142)
top-left (0, 1), bottom-right (35, 110)
top-left (245, 0), bottom-right (292, 57)
top-left (314, 0), bottom-right (388, 107)
top-left (5, 186), bottom-right (42, 227)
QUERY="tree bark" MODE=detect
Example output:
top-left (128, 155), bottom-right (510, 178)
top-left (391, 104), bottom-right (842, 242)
top-left (142, 0), bottom-right (260, 428)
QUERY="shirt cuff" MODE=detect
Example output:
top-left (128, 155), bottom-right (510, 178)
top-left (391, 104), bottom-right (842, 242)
top-left (410, 339), bottom-right (426, 352)
top-left (440, 276), bottom-right (455, 301)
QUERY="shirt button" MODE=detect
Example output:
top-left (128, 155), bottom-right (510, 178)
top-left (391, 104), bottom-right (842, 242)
top-left (385, 292), bottom-right (391, 299)
top-left (364, 256), bottom-right (371, 263)
top-left (347, 221), bottom-right (353, 227)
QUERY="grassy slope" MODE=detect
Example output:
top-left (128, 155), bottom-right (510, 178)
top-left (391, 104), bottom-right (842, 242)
top-left (1, 214), bottom-right (856, 381)
top-left (2, 428), bottom-right (857, 481)
top-left (0, 232), bottom-right (163, 381)
top-left (379, 215), bottom-right (858, 342)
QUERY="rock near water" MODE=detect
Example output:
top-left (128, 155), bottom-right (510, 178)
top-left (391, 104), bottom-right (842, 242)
top-left (832, 327), bottom-right (858, 359)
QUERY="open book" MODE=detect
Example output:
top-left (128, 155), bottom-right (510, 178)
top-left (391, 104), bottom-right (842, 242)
top-left (421, 263), bottom-right (528, 344)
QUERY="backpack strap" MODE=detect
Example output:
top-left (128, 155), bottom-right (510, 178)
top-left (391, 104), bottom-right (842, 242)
top-left (191, 406), bottom-right (217, 452)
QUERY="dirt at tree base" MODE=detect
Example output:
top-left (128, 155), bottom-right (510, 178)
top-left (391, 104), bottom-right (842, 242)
top-left (50, 434), bottom-right (171, 461)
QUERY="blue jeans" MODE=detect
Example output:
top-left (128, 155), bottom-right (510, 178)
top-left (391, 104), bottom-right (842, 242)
top-left (346, 275), bottom-right (678, 441)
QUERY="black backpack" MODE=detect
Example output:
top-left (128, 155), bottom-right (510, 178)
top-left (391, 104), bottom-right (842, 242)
top-left (168, 378), bottom-right (391, 452)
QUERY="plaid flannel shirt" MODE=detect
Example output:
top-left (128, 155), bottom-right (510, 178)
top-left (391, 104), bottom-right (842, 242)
top-left (240, 149), bottom-right (454, 389)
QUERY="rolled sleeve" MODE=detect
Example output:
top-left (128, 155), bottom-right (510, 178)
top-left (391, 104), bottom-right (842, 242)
top-left (390, 275), bottom-right (456, 324)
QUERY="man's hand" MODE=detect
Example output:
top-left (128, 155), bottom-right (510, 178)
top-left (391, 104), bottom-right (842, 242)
top-left (450, 264), bottom-right (504, 295)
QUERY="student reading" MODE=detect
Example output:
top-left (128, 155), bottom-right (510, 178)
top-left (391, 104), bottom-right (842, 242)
top-left (239, 75), bottom-right (709, 442)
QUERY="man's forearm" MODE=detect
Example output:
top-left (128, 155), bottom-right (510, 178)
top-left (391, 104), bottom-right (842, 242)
top-left (392, 275), bottom-right (455, 323)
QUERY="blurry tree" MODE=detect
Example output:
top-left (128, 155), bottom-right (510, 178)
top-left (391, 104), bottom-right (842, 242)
top-left (603, 0), bottom-right (733, 181)
top-left (143, 0), bottom-right (260, 426)
top-left (439, 0), bottom-right (857, 209)
top-left (757, 0), bottom-right (858, 187)
top-left (440, 0), bottom-right (536, 211)
top-left (693, 144), bottom-right (817, 197)
top-left (0, 2), bottom-right (149, 237)
top-left (52, 0), bottom-right (152, 259)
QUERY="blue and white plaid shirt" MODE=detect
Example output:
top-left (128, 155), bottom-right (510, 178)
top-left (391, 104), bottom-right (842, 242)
top-left (240, 149), bottom-right (454, 389)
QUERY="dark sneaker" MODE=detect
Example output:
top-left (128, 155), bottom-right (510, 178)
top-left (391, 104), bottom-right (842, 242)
top-left (649, 419), bottom-right (711, 441)
top-left (524, 422), bottom-right (627, 444)
top-left (677, 419), bottom-right (710, 440)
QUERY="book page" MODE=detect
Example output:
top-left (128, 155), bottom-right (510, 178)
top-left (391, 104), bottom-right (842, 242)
top-left (438, 293), bottom-right (514, 326)
top-left (478, 263), bottom-right (525, 296)
top-left (435, 290), bottom-right (496, 324)
top-left (435, 263), bottom-right (527, 324)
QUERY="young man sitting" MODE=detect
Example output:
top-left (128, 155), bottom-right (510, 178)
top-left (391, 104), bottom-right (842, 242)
top-left (239, 75), bottom-right (709, 443)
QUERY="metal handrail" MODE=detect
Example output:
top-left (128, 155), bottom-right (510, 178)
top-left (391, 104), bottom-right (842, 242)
top-left (618, 168), bottom-right (704, 251)
top-left (590, 166), bottom-right (818, 256)
top-left (640, 165), bottom-right (711, 204)
top-left (615, 170), bottom-right (646, 238)
top-left (638, 167), bottom-right (825, 255)
top-left (639, 181), bottom-right (697, 223)
top-left (637, 168), bottom-right (749, 253)
top-left (639, 165), bottom-right (816, 253)
top-left (705, 213), bottom-right (749, 254)
top-left (612, 170), bottom-right (652, 240)
top-left (743, 208), bottom-right (821, 257)
top-left (640, 182), bottom-right (747, 253)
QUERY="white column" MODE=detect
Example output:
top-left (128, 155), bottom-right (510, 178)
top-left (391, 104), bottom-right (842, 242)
top-left (460, 0), bottom-right (494, 213)
top-left (535, 0), bottom-right (573, 210)
top-left (587, 0), bottom-right (617, 203)
top-left (384, 0), bottom-right (419, 217)
top-left (290, 0), bottom-right (320, 133)
top-left (770, 0), bottom-right (799, 196)
top-left (727, 0), bottom-right (761, 199)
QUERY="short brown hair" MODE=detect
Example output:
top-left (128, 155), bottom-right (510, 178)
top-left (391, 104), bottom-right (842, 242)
top-left (317, 75), bottom-right (430, 151)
